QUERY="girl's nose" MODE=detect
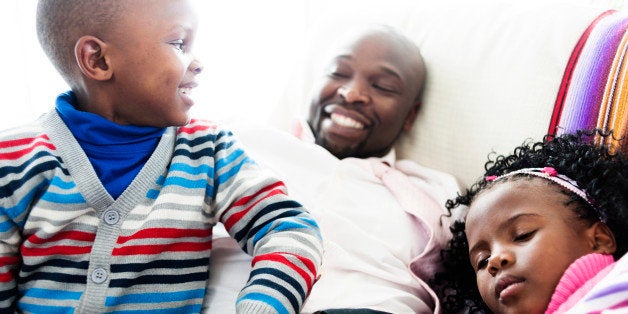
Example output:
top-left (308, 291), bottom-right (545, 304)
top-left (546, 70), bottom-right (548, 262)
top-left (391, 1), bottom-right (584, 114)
top-left (487, 249), bottom-right (515, 277)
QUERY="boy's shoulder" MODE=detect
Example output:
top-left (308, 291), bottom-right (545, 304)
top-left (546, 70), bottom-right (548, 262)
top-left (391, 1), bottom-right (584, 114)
top-left (176, 118), bottom-right (231, 137)
top-left (0, 117), bottom-right (50, 151)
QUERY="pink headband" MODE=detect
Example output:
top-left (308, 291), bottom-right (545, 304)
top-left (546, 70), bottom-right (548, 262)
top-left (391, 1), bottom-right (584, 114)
top-left (485, 167), bottom-right (604, 222)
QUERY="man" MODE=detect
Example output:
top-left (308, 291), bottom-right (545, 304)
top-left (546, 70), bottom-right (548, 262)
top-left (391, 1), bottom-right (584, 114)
top-left (204, 26), bottom-right (460, 314)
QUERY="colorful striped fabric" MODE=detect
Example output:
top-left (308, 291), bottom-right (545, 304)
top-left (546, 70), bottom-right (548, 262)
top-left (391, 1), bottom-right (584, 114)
top-left (568, 252), bottom-right (628, 312)
top-left (0, 110), bottom-right (322, 313)
top-left (551, 10), bottom-right (628, 155)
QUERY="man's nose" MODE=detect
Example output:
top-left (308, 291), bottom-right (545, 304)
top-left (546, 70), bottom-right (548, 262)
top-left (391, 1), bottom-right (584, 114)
top-left (338, 81), bottom-right (370, 104)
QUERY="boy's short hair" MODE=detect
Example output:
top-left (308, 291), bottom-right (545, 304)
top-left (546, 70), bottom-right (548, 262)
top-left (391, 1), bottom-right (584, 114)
top-left (36, 0), bottom-right (124, 84)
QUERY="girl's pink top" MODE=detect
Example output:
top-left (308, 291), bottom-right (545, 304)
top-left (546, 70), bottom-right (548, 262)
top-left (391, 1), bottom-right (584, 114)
top-left (545, 253), bottom-right (615, 313)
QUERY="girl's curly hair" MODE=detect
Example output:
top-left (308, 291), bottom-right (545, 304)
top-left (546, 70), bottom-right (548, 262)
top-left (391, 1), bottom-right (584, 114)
top-left (432, 129), bottom-right (628, 313)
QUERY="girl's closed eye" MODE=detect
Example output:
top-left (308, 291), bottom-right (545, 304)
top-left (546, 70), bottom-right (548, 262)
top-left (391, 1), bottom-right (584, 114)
top-left (513, 230), bottom-right (537, 242)
top-left (474, 253), bottom-right (490, 271)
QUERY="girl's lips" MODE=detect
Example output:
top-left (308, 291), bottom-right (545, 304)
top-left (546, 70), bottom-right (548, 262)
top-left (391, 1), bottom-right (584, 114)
top-left (495, 275), bottom-right (525, 301)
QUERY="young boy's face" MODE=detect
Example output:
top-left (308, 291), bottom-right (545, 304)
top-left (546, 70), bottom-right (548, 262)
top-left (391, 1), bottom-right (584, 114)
top-left (465, 179), bottom-right (597, 314)
top-left (105, 0), bottom-right (201, 127)
top-left (307, 33), bottom-right (422, 159)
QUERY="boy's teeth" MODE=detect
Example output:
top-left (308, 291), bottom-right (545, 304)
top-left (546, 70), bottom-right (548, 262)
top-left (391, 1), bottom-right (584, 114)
top-left (330, 113), bottom-right (364, 129)
top-left (179, 87), bottom-right (191, 95)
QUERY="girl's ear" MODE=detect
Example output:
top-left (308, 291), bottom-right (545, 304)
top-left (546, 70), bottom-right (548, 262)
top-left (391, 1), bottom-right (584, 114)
top-left (589, 222), bottom-right (617, 255)
top-left (75, 35), bottom-right (112, 81)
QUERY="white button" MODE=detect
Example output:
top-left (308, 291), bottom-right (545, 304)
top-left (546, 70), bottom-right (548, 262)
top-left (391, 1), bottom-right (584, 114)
top-left (91, 268), bottom-right (108, 284)
top-left (103, 210), bottom-right (120, 225)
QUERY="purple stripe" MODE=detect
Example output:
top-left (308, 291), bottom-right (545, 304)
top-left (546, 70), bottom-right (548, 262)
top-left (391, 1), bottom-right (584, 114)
top-left (559, 13), bottom-right (628, 134)
top-left (585, 281), bottom-right (628, 300)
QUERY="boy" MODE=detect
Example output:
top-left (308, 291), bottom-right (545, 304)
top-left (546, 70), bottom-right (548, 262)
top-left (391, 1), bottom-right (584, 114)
top-left (0, 1), bottom-right (322, 313)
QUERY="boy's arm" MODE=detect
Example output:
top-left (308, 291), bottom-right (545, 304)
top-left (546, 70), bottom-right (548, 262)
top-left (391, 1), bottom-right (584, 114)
top-left (212, 130), bottom-right (322, 314)
top-left (0, 199), bottom-right (20, 311)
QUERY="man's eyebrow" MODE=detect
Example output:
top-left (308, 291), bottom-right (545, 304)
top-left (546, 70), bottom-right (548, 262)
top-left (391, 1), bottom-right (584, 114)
top-left (380, 66), bottom-right (402, 80)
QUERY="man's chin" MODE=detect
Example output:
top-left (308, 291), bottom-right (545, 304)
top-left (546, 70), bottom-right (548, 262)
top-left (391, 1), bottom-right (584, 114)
top-left (320, 140), bottom-right (359, 159)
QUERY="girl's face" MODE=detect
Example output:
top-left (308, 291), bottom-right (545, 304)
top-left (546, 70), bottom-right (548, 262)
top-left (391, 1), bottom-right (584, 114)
top-left (465, 179), bottom-right (598, 314)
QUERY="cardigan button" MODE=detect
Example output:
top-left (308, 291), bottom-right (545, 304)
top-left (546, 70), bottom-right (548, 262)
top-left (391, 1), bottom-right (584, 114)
top-left (103, 210), bottom-right (120, 225)
top-left (91, 268), bottom-right (108, 284)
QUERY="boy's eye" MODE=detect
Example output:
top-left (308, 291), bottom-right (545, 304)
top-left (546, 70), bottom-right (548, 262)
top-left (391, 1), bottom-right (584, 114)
top-left (170, 40), bottom-right (185, 51)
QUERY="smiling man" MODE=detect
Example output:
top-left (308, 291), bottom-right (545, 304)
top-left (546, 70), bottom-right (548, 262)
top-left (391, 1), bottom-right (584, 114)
top-left (302, 27), bottom-right (424, 160)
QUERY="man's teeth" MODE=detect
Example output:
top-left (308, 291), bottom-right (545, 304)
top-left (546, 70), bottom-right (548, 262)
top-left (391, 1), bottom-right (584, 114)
top-left (330, 113), bottom-right (364, 129)
top-left (179, 87), bottom-right (192, 95)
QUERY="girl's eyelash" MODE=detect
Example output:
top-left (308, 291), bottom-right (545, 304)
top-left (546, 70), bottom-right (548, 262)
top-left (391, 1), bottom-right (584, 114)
top-left (514, 230), bottom-right (536, 242)
top-left (476, 256), bottom-right (489, 270)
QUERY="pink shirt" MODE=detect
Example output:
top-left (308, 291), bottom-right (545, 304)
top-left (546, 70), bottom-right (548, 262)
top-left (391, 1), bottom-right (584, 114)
top-left (236, 121), bottom-right (462, 313)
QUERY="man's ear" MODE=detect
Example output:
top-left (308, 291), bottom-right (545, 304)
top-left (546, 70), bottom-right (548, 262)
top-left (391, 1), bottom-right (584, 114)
top-left (588, 222), bottom-right (617, 255)
top-left (402, 101), bottom-right (421, 132)
top-left (75, 35), bottom-right (112, 81)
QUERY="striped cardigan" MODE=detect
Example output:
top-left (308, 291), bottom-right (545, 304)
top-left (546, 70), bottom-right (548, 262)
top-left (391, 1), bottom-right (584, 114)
top-left (0, 110), bottom-right (322, 313)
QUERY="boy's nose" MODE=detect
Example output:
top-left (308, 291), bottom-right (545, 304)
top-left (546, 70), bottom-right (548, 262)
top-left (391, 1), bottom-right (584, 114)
top-left (190, 59), bottom-right (203, 75)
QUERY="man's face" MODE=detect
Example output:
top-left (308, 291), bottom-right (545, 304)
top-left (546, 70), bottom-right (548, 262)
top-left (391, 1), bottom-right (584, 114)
top-left (104, 0), bottom-right (202, 127)
top-left (307, 32), bottom-right (423, 159)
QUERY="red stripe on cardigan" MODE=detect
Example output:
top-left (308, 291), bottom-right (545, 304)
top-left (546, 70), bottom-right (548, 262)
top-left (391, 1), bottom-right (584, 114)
top-left (0, 137), bottom-right (56, 160)
top-left (223, 183), bottom-right (286, 230)
top-left (253, 252), bottom-right (317, 289)
top-left (0, 271), bottom-right (14, 283)
top-left (21, 245), bottom-right (92, 257)
top-left (26, 230), bottom-right (95, 245)
top-left (177, 120), bottom-right (217, 135)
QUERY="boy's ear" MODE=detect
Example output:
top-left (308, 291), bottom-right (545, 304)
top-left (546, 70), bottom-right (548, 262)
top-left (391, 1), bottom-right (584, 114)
top-left (402, 101), bottom-right (421, 132)
top-left (588, 222), bottom-right (617, 255)
top-left (75, 35), bottom-right (112, 81)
